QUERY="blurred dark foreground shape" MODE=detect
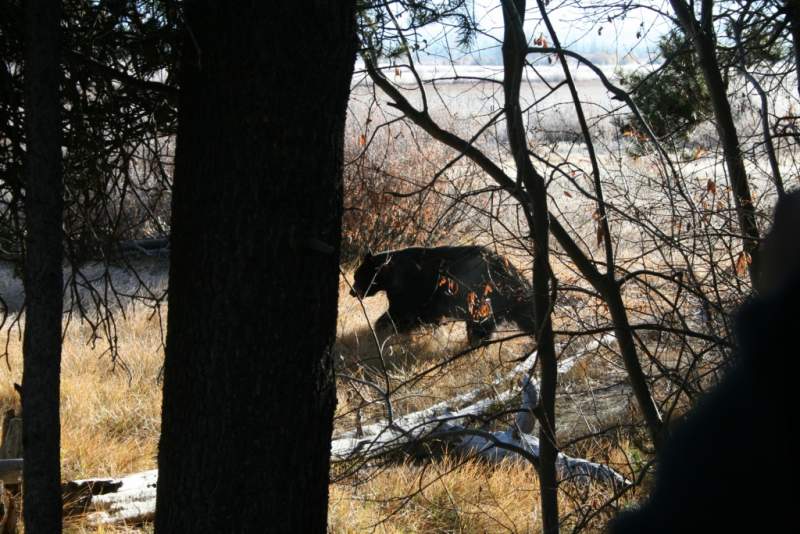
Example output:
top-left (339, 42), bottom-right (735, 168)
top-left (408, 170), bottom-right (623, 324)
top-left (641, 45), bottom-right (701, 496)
top-left (610, 191), bottom-right (799, 533)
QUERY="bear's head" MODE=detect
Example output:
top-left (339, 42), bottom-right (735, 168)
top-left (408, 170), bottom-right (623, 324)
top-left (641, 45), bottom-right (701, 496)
top-left (350, 251), bottom-right (390, 299)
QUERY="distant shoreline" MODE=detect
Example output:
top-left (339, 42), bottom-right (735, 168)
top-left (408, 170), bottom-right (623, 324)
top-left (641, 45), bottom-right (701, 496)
top-left (352, 62), bottom-right (654, 86)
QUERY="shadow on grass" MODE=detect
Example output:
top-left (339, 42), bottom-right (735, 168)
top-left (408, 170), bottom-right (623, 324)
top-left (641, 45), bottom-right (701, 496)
top-left (334, 322), bottom-right (471, 374)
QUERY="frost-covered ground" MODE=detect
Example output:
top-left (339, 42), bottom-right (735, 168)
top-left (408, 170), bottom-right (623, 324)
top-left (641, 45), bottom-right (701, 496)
top-left (3, 67), bottom-right (795, 316)
top-left (0, 257), bottom-right (167, 315)
top-left (355, 61), bottom-right (645, 85)
top-left (350, 64), bottom-right (624, 144)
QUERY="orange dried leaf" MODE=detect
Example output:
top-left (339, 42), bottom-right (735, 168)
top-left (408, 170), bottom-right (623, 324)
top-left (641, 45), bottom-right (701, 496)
top-left (735, 251), bottom-right (751, 276)
top-left (358, 134), bottom-right (367, 147)
top-left (448, 279), bottom-right (459, 295)
top-left (707, 179), bottom-right (717, 194)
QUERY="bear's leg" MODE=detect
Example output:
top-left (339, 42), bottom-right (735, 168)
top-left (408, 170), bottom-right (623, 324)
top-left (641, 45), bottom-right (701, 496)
top-left (374, 311), bottom-right (416, 335)
top-left (509, 301), bottom-right (536, 334)
top-left (466, 321), bottom-right (495, 346)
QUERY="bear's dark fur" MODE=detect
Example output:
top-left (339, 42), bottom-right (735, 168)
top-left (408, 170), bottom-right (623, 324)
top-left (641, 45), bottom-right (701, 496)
top-left (350, 246), bottom-right (534, 344)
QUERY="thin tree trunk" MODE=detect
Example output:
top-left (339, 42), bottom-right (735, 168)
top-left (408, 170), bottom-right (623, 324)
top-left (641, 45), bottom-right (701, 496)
top-left (501, 1), bottom-right (559, 531)
top-left (22, 0), bottom-right (64, 532)
top-left (365, 56), bottom-right (665, 454)
top-left (786, 0), bottom-right (800, 97)
top-left (670, 0), bottom-right (761, 286)
top-left (154, 2), bottom-right (356, 532)
top-left (603, 285), bottom-right (666, 447)
top-left (734, 16), bottom-right (784, 197)
top-left (535, 0), bottom-right (666, 450)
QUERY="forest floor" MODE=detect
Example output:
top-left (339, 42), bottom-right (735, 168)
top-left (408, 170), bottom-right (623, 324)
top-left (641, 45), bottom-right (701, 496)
top-left (0, 266), bottom-right (644, 533)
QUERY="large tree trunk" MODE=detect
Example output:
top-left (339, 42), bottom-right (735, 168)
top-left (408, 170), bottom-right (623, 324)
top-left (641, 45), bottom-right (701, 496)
top-left (154, 2), bottom-right (357, 532)
top-left (22, 0), bottom-right (64, 532)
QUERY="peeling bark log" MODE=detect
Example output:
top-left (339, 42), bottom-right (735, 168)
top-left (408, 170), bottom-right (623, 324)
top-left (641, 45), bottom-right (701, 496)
top-left (61, 336), bottom-right (626, 527)
top-left (332, 335), bottom-right (627, 487)
top-left (65, 470), bottom-right (157, 526)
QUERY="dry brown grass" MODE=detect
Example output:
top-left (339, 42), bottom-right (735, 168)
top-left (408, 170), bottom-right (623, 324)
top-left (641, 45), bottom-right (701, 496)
top-left (330, 458), bottom-right (542, 533)
top-left (0, 271), bottom-right (641, 533)
top-left (0, 306), bottom-right (163, 533)
top-left (0, 307), bottom-right (163, 482)
top-left (329, 446), bottom-right (635, 534)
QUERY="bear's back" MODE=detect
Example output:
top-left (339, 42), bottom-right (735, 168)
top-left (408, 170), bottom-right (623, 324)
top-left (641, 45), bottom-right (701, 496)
top-left (378, 245), bottom-right (484, 264)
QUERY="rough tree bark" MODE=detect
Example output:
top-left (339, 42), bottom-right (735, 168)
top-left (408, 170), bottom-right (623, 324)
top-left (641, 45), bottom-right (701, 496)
top-left (22, 0), bottom-right (64, 532)
top-left (154, 2), bottom-right (357, 532)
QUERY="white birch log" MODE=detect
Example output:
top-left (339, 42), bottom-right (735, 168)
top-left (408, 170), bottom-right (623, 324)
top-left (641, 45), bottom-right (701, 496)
top-left (423, 376), bottom-right (629, 487)
top-left (332, 334), bottom-right (614, 456)
top-left (333, 347), bottom-right (539, 443)
top-left (68, 470), bottom-right (157, 526)
top-left (333, 334), bottom-right (613, 444)
top-left (65, 335), bottom-right (625, 527)
top-left (331, 335), bottom-right (629, 486)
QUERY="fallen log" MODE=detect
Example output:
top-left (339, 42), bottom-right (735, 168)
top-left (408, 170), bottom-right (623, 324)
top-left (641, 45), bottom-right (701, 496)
top-left (331, 335), bottom-right (629, 486)
top-left (116, 238), bottom-right (169, 257)
top-left (333, 335), bottom-right (613, 444)
top-left (333, 374), bottom-right (629, 487)
top-left (0, 462), bottom-right (21, 487)
top-left (65, 470), bottom-right (157, 526)
top-left (332, 335), bottom-right (614, 452)
top-left (63, 335), bottom-right (625, 527)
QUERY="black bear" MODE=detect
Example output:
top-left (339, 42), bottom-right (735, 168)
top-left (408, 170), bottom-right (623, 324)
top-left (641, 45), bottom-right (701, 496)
top-left (350, 246), bottom-right (534, 344)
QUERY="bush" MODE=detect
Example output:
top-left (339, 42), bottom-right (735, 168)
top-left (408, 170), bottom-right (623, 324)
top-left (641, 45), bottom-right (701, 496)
top-left (341, 136), bottom-right (465, 264)
top-left (619, 30), bottom-right (711, 141)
